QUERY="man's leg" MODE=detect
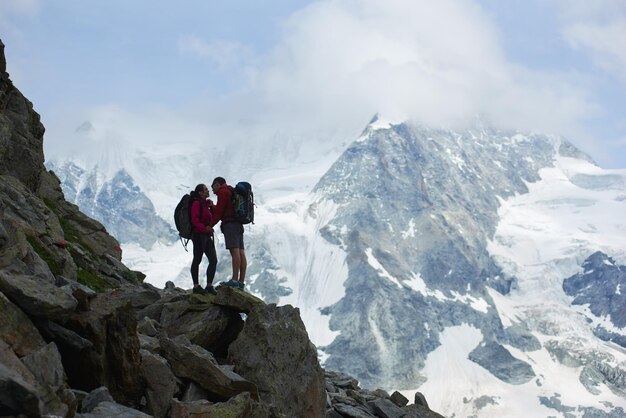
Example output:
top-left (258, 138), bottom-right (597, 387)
top-left (239, 249), bottom-right (247, 283)
top-left (229, 247), bottom-right (240, 282)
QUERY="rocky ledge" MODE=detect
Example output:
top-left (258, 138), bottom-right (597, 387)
top-left (1, 281), bottom-right (443, 418)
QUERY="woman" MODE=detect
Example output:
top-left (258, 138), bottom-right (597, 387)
top-left (189, 183), bottom-right (218, 295)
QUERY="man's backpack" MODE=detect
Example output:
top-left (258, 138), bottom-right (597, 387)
top-left (230, 182), bottom-right (254, 224)
top-left (174, 194), bottom-right (202, 251)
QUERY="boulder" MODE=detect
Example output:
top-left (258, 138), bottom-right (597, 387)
top-left (81, 386), bottom-right (114, 413)
top-left (59, 278), bottom-right (97, 311)
top-left (140, 349), bottom-right (178, 418)
top-left (35, 318), bottom-right (94, 351)
top-left (414, 392), bottom-right (429, 408)
top-left (61, 294), bottom-right (143, 405)
top-left (0, 269), bottom-right (77, 320)
top-left (0, 290), bottom-right (46, 356)
top-left (390, 391), bottom-right (409, 407)
top-left (159, 335), bottom-right (258, 401)
top-left (137, 316), bottom-right (160, 337)
top-left (228, 303), bottom-right (326, 418)
top-left (158, 296), bottom-right (243, 357)
top-left (367, 398), bottom-right (403, 418)
top-left (0, 362), bottom-right (42, 417)
top-left (21, 341), bottom-right (76, 416)
top-left (333, 402), bottom-right (377, 417)
top-left (119, 282), bottom-right (161, 309)
top-left (138, 333), bottom-right (160, 353)
top-left (212, 284), bottom-right (265, 313)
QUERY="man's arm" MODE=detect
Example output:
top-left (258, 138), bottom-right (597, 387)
top-left (209, 188), bottom-right (228, 227)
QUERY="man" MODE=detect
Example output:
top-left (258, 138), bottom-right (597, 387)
top-left (210, 177), bottom-right (247, 289)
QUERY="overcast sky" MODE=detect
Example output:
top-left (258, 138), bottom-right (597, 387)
top-left (1, 0), bottom-right (625, 168)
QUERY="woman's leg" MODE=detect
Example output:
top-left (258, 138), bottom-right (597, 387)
top-left (190, 234), bottom-right (203, 287)
top-left (205, 234), bottom-right (217, 286)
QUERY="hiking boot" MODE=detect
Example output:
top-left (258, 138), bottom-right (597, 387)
top-left (205, 285), bottom-right (217, 295)
top-left (220, 280), bottom-right (240, 288)
top-left (237, 282), bottom-right (245, 290)
top-left (192, 285), bottom-right (207, 295)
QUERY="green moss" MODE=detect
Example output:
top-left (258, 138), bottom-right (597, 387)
top-left (59, 217), bottom-right (96, 257)
top-left (42, 197), bottom-right (57, 211)
top-left (26, 235), bottom-right (62, 276)
top-left (76, 268), bottom-right (115, 293)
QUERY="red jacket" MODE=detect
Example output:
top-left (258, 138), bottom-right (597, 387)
top-left (191, 198), bottom-right (213, 234)
top-left (210, 183), bottom-right (234, 227)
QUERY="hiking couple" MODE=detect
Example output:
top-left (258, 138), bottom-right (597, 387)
top-left (189, 177), bottom-right (247, 295)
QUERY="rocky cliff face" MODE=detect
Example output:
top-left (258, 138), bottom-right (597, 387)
top-left (0, 40), bottom-right (443, 417)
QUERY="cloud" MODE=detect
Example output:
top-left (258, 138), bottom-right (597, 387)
top-left (35, 0), bottom-right (625, 169)
top-left (178, 35), bottom-right (256, 73)
top-left (557, 1), bottom-right (626, 84)
top-left (226, 0), bottom-right (595, 140)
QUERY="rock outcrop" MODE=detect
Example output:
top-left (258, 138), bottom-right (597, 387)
top-left (0, 39), bottom-right (443, 417)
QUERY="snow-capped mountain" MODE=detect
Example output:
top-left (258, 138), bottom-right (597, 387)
top-left (246, 120), bottom-right (626, 417)
top-left (47, 161), bottom-right (174, 249)
top-left (53, 118), bottom-right (626, 417)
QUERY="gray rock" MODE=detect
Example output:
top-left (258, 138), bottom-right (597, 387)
top-left (503, 323), bottom-right (541, 352)
top-left (21, 342), bottom-right (74, 416)
top-left (158, 296), bottom-right (243, 357)
top-left (159, 335), bottom-right (258, 401)
top-left (228, 303), bottom-right (326, 418)
top-left (390, 390), bottom-right (408, 407)
top-left (367, 398), bottom-right (403, 418)
top-left (137, 316), bottom-right (160, 337)
top-left (81, 387), bottom-right (114, 413)
top-left (140, 350), bottom-right (178, 418)
top-left (578, 366), bottom-right (606, 395)
top-left (138, 333), bottom-right (159, 353)
top-left (414, 392), bottom-right (429, 409)
top-left (333, 402), bottom-right (377, 417)
top-left (539, 394), bottom-right (576, 418)
top-left (0, 290), bottom-right (46, 356)
top-left (59, 295), bottom-right (143, 405)
top-left (60, 280), bottom-right (96, 311)
top-left (0, 269), bottom-right (78, 320)
top-left (0, 362), bottom-right (42, 417)
top-left (544, 340), bottom-right (583, 368)
top-left (77, 400), bottom-right (151, 418)
top-left (212, 284), bottom-right (265, 313)
top-left (563, 252), bottom-right (626, 333)
top-left (326, 370), bottom-right (360, 390)
top-left (119, 284), bottom-right (160, 309)
top-left (469, 341), bottom-right (535, 384)
top-left (35, 318), bottom-right (94, 351)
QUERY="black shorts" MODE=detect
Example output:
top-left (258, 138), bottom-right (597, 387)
top-left (221, 222), bottom-right (244, 249)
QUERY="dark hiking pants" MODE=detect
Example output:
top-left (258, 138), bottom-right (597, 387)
top-left (190, 233), bottom-right (217, 286)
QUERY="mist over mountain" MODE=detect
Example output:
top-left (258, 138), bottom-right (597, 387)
top-left (51, 114), bottom-right (626, 417)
